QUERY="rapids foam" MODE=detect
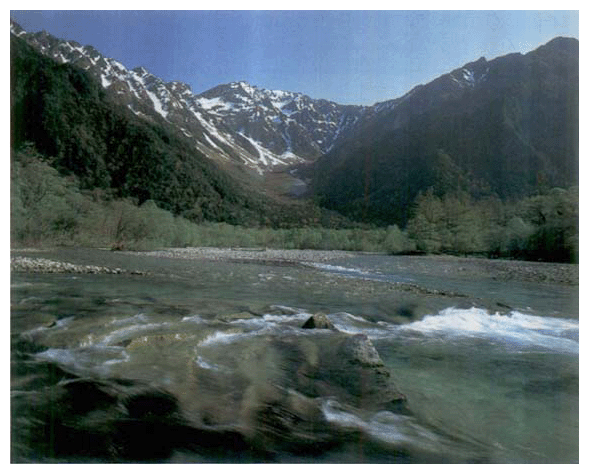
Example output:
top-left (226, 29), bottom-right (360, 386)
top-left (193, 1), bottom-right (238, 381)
top-left (304, 262), bottom-right (372, 274)
top-left (101, 322), bottom-right (171, 346)
top-left (304, 262), bottom-right (414, 283)
top-left (198, 330), bottom-right (251, 347)
top-left (194, 355), bottom-right (227, 372)
top-left (36, 346), bottom-right (130, 373)
top-left (397, 307), bottom-right (579, 354)
top-left (228, 312), bottom-right (310, 327)
top-left (23, 316), bottom-right (75, 336)
top-left (181, 314), bottom-right (207, 324)
top-left (108, 313), bottom-right (149, 326)
top-left (196, 311), bottom-right (333, 347)
top-left (321, 399), bottom-right (441, 449)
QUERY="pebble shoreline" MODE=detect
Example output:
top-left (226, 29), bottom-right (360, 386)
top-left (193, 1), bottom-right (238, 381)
top-left (10, 256), bottom-right (142, 275)
top-left (133, 247), bottom-right (354, 264)
top-left (9, 248), bottom-right (351, 276)
top-left (132, 247), bottom-right (579, 285)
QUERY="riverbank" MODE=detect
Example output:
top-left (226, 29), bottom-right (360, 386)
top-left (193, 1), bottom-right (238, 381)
top-left (10, 255), bottom-right (145, 275)
top-left (117, 247), bottom-right (581, 286)
top-left (11, 246), bottom-right (578, 286)
top-left (130, 247), bottom-right (355, 266)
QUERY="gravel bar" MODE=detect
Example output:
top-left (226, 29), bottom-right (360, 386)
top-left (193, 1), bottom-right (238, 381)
top-left (10, 256), bottom-right (143, 275)
top-left (129, 247), bottom-right (355, 264)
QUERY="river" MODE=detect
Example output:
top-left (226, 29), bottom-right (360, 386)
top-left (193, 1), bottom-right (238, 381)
top-left (10, 248), bottom-right (579, 463)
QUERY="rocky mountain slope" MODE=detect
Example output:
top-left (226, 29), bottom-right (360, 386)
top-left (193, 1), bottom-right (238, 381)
top-left (10, 20), bottom-right (367, 175)
top-left (10, 32), bottom-right (333, 227)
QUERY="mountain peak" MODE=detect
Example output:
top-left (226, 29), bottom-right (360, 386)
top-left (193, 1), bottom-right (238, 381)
top-left (234, 80), bottom-right (259, 97)
top-left (530, 35), bottom-right (579, 59)
top-left (10, 19), bottom-right (26, 36)
top-left (543, 36), bottom-right (579, 49)
top-left (132, 66), bottom-right (150, 76)
top-left (468, 56), bottom-right (487, 66)
top-left (168, 80), bottom-right (192, 93)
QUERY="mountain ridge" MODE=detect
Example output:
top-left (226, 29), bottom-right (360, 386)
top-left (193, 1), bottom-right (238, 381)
top-left (10, 19), bottom-right (371, 175)
top-left (10, 32), bottom-right (343, 229)
top-left (308, 34), bottom-right (578, 225)
top-left (10, 19), bottom-right (578, 231)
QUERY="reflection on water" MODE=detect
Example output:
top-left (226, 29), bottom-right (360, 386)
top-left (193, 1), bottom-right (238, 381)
top-left (10, 249), bottom-right (578, 463)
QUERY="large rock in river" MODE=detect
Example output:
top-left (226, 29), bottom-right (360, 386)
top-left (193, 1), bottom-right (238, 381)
top-left (301, 312), bottom-right (335, 330)
top-left (231, 331), bottom-right (408, 452)
top-left (301, 333), bottom-right (407, 412)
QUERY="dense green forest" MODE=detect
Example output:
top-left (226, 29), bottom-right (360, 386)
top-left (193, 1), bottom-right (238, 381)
top-left (11, 146), bottom-right (578, 262)
top-left (407, 187), bottom-right (578, 262)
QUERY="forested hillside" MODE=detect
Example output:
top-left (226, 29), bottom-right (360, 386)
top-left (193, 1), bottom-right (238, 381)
top-left (309, 37), bottom-right (579, 228)
top-left (10, 35), bottom-right (324, 228)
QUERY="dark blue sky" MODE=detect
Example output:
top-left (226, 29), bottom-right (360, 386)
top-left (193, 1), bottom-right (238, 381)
top-left (10, 10), bottom-right (579, 105)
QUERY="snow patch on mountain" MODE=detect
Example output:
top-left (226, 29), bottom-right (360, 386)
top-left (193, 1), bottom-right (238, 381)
top-left (196, 96), bottom-right (233, 113)
top-left (193, 112), bottom-right (232, 148)
top-left (10, 20), bottom-right (369, 173)
top-left (237, 133), bottom-right (305, 173)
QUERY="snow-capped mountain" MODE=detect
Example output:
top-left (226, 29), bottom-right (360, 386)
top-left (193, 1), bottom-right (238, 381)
top-left (10, 20), bottom-right (366, 174)
top-left (10, 19), bottom-right (491, 175)
top-left (11, 19), bottom-right (578, 231)
top-left (195, 81), bottom-right (368, 158)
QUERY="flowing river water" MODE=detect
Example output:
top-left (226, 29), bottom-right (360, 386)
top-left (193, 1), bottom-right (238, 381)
top-left (10, 248), bottom-right (579, 463)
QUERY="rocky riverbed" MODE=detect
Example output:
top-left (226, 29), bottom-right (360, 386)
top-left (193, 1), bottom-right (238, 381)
top-left (134, 247), bottom-right (353, 264)
top-left (124, 247), bottom-right (580, 285)
top-left (10, 255), bottom-right (142, 275)
top-left (10, 246), bottom-right (579, 463)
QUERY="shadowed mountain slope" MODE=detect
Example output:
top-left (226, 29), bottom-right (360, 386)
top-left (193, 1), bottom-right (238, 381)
top-left (308, 37), bottom-right (579, 226)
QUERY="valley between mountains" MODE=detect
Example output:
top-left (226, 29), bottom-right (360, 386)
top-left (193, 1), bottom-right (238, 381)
top-left (11, 19), bottom-right (369, 177)
top-left (10, 19), bottom-right (578, 262)
top-left (9, 17), bottom-right (579, 464)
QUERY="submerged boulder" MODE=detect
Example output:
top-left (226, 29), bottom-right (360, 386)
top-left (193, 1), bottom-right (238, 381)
top-left (236, 332), bottom-right (408, 425)
top-left (302, 333), bottom-right (408, 412)
top-left (332, 334), bottom-right (407, 411)
top-left (13, 319), bottom-right (408, 460)
top-left (301, 312), bottom-right (335, 330)
top-left (240, 382), bottom-right (337, 454)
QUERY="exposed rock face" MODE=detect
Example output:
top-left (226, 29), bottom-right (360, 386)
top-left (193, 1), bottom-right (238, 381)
top-left (301, 334), bottom-right (407, 412)
top-left (301, 312), bottom-right (335, 329)
top-left (333, 334), bottom-right (407, 411)
top-left (338, 333), bottom-right (382, 366)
